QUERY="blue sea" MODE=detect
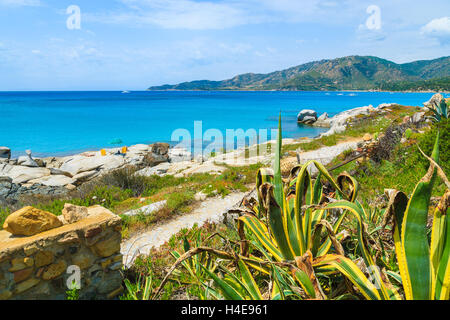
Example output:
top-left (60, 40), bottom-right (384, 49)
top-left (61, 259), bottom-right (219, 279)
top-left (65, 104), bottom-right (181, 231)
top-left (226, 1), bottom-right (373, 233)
top-left (0, 91), bottom-right (444, 157)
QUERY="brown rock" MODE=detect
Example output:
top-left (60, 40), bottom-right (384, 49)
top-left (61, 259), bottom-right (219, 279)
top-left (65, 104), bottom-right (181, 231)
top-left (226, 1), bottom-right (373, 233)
top-left (65, 184), bottom-right (77, 191)
top-left (280, 157), bottom-right (298, 176)
top-left (62, 203), bottom-right (89, 224)
top-left (72, 249), bottom-right (95, 269)
top-left (14, 278), bottom-right (40, 294)
top-left (24, 257), bottom-right (34, 267)
top-left (14, 268), bottom-right (33, 283)
top-left (3, 206), bottom-right (62, 236)
top-left (151, 142), bottom-right (170, 155)
top-left (23, 244), bottom-right (39, 256)
top-left (42, 260), bottom-right (66, 280)
top-left (0, 289), bottom-right (12, 300)
top-left (35, 251), bottom-right (54, 268)
top-left (57, 231), bottom-right (80, 245)
top-left (363, 133), bottom-right (372, 142)
top-left (92, 234), bottom-right (121, 258)
top-left (9, 258), bottom-right (29, 272)
top-left (84, 226), bottom-right (102, 238)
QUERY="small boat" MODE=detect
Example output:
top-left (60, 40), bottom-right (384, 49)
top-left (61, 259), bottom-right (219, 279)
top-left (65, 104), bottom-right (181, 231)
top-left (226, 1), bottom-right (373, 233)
top-left (122, 90), bottom-right (130, 94)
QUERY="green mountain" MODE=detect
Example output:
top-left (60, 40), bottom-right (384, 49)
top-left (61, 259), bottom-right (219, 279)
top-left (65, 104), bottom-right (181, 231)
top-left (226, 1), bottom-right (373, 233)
top-left (148, 55), bottom-right (450, 91)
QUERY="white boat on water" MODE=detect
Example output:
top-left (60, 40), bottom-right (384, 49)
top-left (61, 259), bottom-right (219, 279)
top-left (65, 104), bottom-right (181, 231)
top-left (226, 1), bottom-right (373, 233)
top-left (122, 90), bottom-right (130, 94)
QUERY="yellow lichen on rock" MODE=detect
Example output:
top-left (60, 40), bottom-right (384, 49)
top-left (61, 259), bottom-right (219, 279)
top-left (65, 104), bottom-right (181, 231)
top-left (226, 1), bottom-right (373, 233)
top-left (3, 206), bottom-right (62, 236)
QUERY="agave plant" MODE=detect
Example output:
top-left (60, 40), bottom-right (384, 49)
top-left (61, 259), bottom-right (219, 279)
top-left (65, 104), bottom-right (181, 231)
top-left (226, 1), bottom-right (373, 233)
top-left (427, 98), bottom-right (449, 123)
top-left (170, 233), bottom-right (217, 299)
top-left (156, 115), bottom-right (448, 301)
top-left (319, 133), bottom-right (449, 300)
top-left (240, 116), bottom-right (358, 260)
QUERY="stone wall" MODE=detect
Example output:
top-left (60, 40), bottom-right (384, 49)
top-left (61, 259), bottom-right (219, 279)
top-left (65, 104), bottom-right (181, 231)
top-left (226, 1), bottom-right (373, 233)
top-left (0, 206), bottom-right (123, 300)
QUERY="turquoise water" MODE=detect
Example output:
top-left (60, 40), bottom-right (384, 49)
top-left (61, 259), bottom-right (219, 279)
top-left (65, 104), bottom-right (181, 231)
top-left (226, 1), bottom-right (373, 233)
top-left (0, 91), bottom-right (442, 157)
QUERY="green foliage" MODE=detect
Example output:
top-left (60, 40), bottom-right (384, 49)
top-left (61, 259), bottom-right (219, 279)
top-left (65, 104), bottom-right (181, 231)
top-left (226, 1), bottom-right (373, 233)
top-left (413, 119), bottom-right (449, 174)
top-left (35, 186), bottom-right (133, 216)
top-left (404, 128), bottom-right (412, 139)
top-left (428, 98), bottom-right (449, 123)
top-left (0, 207), bottom-right (10, 229)
top-left (65, 280), bottom-right (80, 300)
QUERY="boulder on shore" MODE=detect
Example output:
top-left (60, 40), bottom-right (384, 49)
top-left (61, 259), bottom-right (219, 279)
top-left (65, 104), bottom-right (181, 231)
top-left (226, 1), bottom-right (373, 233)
top-left (423, 93), bottom-right (444, 110)
top-left (3, 206), bottom-right (63, 236)
top-left (297, 109), bottom-right (318, 124)
top-left (17, 150), bottom-right (39, 168)
top-left (0, 147), bottom-right (11, 161)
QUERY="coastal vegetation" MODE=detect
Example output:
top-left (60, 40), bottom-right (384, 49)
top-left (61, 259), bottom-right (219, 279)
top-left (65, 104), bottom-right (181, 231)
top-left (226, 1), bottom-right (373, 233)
top-left (0, 98), bottom-right (448, 301)
top-left (148, 55), bottom-right (450, 92)
top-left (120, 108), bottom-right (449, 300)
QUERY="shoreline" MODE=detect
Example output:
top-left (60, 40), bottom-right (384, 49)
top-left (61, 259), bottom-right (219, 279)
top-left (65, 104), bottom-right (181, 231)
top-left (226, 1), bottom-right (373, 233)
top-left (145, 89), bottom-right (450, 94)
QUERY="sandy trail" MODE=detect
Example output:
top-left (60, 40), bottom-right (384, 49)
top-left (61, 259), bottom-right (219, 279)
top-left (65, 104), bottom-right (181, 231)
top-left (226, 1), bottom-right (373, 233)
top-left (121, 191), bottom-right (246, 268)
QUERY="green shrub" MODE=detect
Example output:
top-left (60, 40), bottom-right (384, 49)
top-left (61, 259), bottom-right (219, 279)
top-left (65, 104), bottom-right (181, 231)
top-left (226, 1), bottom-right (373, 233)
top-left (414, 119), bottom-right (449, 173)
top-left (404, 128), bottom-right (413, 139)
top-left (0, 208), bottom-right (11, 229)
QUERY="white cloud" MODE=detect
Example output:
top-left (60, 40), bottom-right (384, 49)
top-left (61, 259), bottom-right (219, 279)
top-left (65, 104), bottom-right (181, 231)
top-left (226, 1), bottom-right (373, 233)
top-left (421, 17), bottom-right (450, 37)
top-left (0, 0), bottom-right (41, 6)
top-left (87, 0), bottom-right (362, 30)
top-left (90, 0), bottom-right (260, 30)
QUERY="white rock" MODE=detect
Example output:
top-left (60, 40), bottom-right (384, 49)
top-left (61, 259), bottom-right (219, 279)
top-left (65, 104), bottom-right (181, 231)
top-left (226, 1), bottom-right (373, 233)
top-left (297, 109), bottom-right (318, 123)
top-left (317, 112), bottom-right (329, 121)
top-left (17, 151), bottom-right (39, 167)
top-left (411, 111), bottom-right (426, 123)
top-left (73, 170), bottom-right (99, 182)
top-left (126, 144), bottom-right (150, 153)
top-left (123, 200), bottom-right (167, 217)
top-left (28, 175), bottom-right (76, 187)
top-left (0, 165), bottom-right (51, 184)
top-left (377, 103), bottom-right (396, 109)
top-left (169, 148), bottom-right (191, 163)
top-left (135, 162), bottom-right (171, 177)
top-left (194, 191), bottom-right (207, 201)
top-left (60, 155), bottom-right (125, 176)
top-left (62, 203), bottom-right (89, 224)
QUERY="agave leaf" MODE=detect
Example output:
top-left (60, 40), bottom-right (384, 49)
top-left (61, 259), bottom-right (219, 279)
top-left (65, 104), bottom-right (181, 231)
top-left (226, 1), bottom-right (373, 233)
top-left (397, 133), bottom-right (439, 299)
top-left (264, 184), bottom-right (295, 260)
top-left (256, 168), bottom-right (274, 218)
top-left (273, 114), bottom-right (284, 210)
top-left (200, 264), bottom-right (245, 300)
top-left (238, 214), bottom-right (284, 261)
top-left (433, 191), bottom-right (450, 300)
top-left (291, 267), bottom-right (317, 298)
top-left (313, 254), bottom-right (381, 300)
top-left (324, 200), bottom-right (391, 300)
top-left (237, 259), bottom-right (263, 300)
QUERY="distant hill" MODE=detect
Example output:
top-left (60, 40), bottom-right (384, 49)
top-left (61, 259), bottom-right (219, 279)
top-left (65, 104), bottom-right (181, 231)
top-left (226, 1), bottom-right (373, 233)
top-left (148, 55), bottom-right (450, 91)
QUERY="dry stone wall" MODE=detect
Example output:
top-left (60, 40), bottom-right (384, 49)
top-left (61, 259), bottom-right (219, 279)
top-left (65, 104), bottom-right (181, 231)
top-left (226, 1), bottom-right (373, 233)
top-left (0, 205), bottom-right (123, 300)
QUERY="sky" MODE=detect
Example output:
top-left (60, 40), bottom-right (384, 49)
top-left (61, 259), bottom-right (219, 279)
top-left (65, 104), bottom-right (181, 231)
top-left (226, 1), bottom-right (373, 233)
top-left (0, 0), bottom-right (449, 90)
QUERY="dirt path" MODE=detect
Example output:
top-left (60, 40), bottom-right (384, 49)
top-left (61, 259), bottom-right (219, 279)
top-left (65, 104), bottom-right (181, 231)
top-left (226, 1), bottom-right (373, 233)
top-left (121, 191), bottom-right (247, 268)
